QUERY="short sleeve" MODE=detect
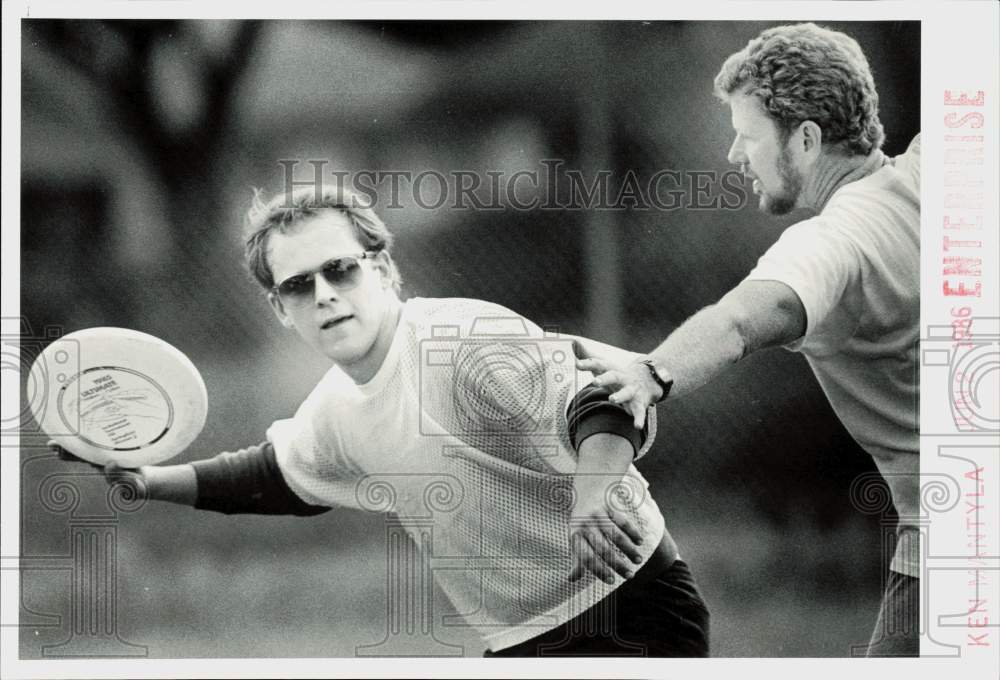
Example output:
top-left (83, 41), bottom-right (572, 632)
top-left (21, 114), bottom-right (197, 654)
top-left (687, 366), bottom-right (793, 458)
top-left (267, 393), bottom-right (366, 510)
top-left (744, 217), bottom-right (862, 355)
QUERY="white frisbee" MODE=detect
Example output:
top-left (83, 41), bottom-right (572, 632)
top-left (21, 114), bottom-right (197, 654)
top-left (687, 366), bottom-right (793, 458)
top-left (28, 327), bottom-right (208, 467)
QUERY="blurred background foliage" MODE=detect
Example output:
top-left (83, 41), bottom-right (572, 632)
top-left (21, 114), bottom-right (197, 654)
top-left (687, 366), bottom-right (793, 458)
top-left (19, 19), bottom-right (920, 657)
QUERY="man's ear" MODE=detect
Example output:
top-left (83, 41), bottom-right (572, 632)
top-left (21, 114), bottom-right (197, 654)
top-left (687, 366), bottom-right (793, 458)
top-left (268, 291), bottom-right (295, 328)
top-left (799, 120), bottom-right (823, 158)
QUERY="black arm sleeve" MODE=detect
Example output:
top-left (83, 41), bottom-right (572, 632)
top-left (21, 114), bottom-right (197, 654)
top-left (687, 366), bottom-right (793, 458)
top-left (565, 383), bottom-right (648, 458)
top-left (191, 441), bottom-right (331, 516)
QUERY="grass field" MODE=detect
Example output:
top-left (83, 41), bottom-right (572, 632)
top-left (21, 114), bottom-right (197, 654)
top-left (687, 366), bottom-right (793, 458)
top-left (19, 490), bottom-right (884, 658)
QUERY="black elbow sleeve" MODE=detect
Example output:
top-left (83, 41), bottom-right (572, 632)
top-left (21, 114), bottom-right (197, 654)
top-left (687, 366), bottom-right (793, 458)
top-left (565, 383), bottom-right (647, 458)
top-left (192, 441), bottom-right (331, 516)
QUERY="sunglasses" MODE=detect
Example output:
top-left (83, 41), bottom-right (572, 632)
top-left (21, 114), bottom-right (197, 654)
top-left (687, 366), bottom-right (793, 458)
top-left (272, 251), bottom-right (378, 307)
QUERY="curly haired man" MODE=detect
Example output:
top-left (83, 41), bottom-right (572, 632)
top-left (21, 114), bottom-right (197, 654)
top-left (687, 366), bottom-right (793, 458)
top-left (578, 23), bottom-right (921, 656)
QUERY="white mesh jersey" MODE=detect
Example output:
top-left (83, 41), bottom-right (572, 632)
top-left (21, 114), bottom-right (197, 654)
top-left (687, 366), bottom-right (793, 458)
top-left (268, 297), bottom-right (665, 651)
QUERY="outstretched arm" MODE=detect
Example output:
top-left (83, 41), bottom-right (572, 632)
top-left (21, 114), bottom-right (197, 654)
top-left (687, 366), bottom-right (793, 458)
top-left (52, 441), bottom-right (330, 516)
top-left (577, 279), bottom-right (806, 428)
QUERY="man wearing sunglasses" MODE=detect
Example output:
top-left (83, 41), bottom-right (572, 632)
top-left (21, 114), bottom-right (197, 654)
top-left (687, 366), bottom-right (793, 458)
top-left (54, 184), bottom-right (708, 657)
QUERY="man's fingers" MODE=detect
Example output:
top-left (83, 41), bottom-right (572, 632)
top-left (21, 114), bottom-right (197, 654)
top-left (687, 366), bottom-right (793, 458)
top-left (571, 532), bottom-right (610, 583)
top-left (56, 448), bottom-right (80, 462)
top-left (576, 357), bottom-right (610, 374)
top-left (102, 463), bottom-right (147, 498)
top-left (606, 514), bottom-right (644, 563)
top-left (49, 442), bottom-right (102, 467)
top-left (571, 340), bottom-right (594, 362)
top-left (631, 402), bottom-right (648, 430)
top-left (570, 530), bottom-right (615, 584)
top-left (49, 441), bottom-right (74, 461)
top-left (609, 383), bottom-right (637, 406)
top-left (103, 462), bottom-right (128, 488)
top-left (568, 533), bottom-right (587, 582)
top-left (580, 535), bottom-right (614, 584)
top-left (104, 461), bottom-right (132, 483)
top-left (587, 529), bottom-right (633, 581)
top-left (608, 509), bottom-right (644, 547)
top-left (570, 525), bottom-right (640, 582)
top-left (605, 381), bottom-right (653, 429)
top-left (104, 462), bottom-right (139, 483)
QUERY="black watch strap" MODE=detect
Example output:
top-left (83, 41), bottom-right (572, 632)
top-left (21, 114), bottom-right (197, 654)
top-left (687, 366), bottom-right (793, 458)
top-left (638, 358), bottom-right (674, 403)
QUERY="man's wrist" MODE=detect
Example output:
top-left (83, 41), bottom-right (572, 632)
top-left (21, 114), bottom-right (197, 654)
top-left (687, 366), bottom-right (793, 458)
top-left (636, 357), bottom-right (674, 402)
top-left (140, 464), bottom-right (198, 505)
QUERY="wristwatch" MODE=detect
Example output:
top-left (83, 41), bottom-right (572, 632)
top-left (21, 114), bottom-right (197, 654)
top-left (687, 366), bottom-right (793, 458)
top-left (637, 358), bottom-right (674, 402)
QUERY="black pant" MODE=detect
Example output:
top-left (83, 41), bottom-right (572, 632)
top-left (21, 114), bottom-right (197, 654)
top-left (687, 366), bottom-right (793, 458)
top-left (485, 559), bottom-right (710, 657)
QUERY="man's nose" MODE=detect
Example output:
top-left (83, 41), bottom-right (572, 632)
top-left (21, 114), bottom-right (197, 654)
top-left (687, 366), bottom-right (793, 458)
top-left (313, 273), bottom-right (340, 305)
top-left (727, 137), bottom-right (745, 166)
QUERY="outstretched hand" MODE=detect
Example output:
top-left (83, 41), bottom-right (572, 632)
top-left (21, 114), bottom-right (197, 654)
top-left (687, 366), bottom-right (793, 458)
top-left (49, 441), bottom-right (149, 499)
top-left (572, 340), bottom-right (662, 430)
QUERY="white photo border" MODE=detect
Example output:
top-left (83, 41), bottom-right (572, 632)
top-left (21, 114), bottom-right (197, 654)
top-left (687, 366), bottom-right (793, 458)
top-left (2, 1), bottom-right (998, 678)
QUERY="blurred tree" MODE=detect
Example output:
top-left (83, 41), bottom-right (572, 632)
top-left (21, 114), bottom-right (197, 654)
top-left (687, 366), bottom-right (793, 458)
top-left (23, 20), bottom-right (264, 346)
top-left (27, 19), bottom-right (261, 206)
